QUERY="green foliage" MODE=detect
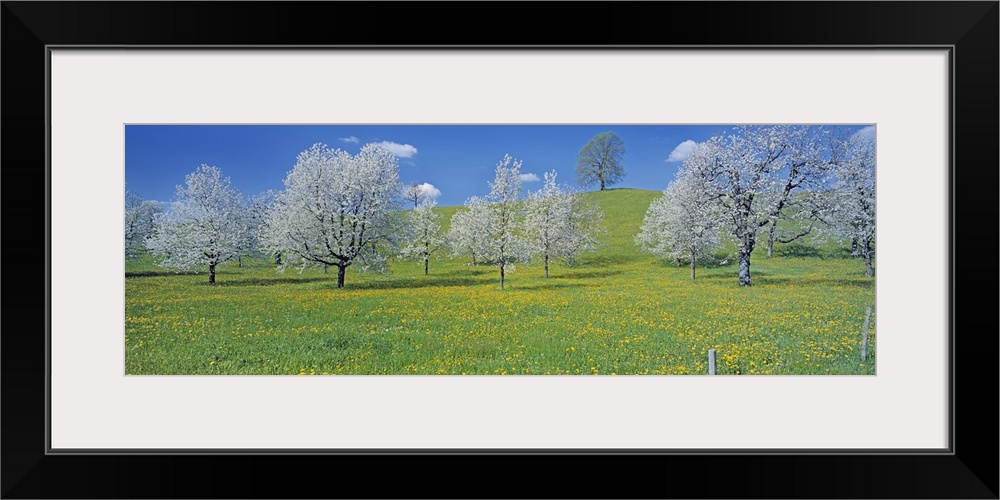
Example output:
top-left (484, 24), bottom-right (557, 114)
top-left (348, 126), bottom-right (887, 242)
top-left (576, 131), bottom-right (626, 191)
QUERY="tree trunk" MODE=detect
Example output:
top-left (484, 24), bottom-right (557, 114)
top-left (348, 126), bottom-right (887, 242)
top-left (424, 255), bottom-right (429, 275)
top-left (274, 252), bottom-right (281, 265)
top-left (424, 241), bottom-right (429, 275)
top-left (544, 254), bottom-right (549, 278)
top-left (323, 263), bottom-right (328, 274)
top-left (208, 263), bottom-right (216, 284)
top-left (850, 237), bottom-right (859, 256)
top-left (690, 247), bottom-right (696, 280)
top-left (500, 264), bottom-right (505, 290)
top-left (766, 222), bottom-right (777, 258)
top-left (738, 241), bottom-right (753, 286)
top-left (738, 254), bottom-right (752, 286)
top-left (471, 252), bottom-right (477, 266)
top-left (238, 255), bottom-right (243, 268)
top-left (337, 264), bottom-right (346, 288)
top-left (600, 178), bottom-right (605, 191)
top-left (863, 239), bottom-right (874, 277)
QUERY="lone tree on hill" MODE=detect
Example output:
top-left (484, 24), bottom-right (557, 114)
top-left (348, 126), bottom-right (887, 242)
top-left (576, 131), bottom-right (626, 191)
top-left (402, 181), bottom-right (425, 208)
top-left (146, 165), bottom-right (247, 283)
top-left (402, 181), bottom-right (440, 208)
top-left (263, 142), bottom-right (402, 288)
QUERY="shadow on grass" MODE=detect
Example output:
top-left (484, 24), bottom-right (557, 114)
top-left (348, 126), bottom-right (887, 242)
top-left (774, 243), bottom-right (824, 259)
top-left (627, 254), bottom-right (737, 275)
top-left (754, 275), bottom-right (874, 289)
top-left (211, 277), bottom-right (331, 287)
top-left (661, 269), bottom-right (874, 290)
top-left (342, 275), bottom-right (496, 291)
top-left (125, 270), bottom-right (200, 278)
top-left (438, 267), bottom-right (494, 277)
top-left (573, 253), bottom-right (642, 267)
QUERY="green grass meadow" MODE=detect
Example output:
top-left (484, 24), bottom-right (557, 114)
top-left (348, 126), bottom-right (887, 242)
top-left (125, 189), bottom-right (876, 375)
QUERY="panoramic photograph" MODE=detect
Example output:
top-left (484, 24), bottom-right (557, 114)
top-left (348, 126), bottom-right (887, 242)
top-left (124, 124), bottom-right (876, 375)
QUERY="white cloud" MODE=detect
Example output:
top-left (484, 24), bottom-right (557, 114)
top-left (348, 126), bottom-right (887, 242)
top-left (852, 125), bottom-right (876, 141)
top-left (416, 182), bottom-right (441, 199)
top-left (666, 140), bottom-right (698, 162)
top-left (519, 173), bottom-right (540, 182)
top-left (338, 136), bottom-right (359, 144)
top-left (376, 141), bottom-right (418, 158)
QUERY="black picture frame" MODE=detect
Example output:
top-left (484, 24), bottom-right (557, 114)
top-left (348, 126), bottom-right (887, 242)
top-left (3, 2), bottom-right (997, 498)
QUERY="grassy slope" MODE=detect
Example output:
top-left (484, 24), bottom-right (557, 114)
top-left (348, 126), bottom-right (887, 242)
top-left (125, 188), bottom-right (875, 375)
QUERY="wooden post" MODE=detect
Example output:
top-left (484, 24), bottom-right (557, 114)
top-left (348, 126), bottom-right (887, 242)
top-left (860, 306), bottom-right (871, 361)
top-left (708, 349), bottom-right (717, 375)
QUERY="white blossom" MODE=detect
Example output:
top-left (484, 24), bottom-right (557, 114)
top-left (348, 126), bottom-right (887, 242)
top-left (524, 171), bottom-right (603, 277)
top-left (242, 189), bottom-right (279, 264)
top-left (692, 126), bottom-right (834, 286)
top-left (145, 165), bottom-right (247, 283)
top-left (399, 198), bottom-right (446, 275)
top-left (124, 188), bottom-right (162, 258)
top-left (447, 195), bottom-right (490, 265)
top-left (636, 163), bottom-right (722, 279)
top-left (828, 134), bottom-right (876, 276)
top-left (262, 143), bottom-right (402, 288)
top-left (479, 154), bottom-right (533, 290)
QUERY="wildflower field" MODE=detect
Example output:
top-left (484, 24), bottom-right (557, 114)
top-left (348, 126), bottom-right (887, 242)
top-left (125, 189), bottom-right (875, 375)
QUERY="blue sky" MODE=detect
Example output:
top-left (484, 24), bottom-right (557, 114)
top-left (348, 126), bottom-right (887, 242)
top-left (125, 124), bottom-right (873, 208)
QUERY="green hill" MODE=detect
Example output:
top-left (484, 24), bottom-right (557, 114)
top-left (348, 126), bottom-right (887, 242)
top-left (577, 188), bottom-right (662, 264)
top-left (428, 187), bottom-right (662, 264)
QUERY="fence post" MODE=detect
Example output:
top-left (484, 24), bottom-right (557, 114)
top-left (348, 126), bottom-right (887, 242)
top-left (860, 306), bottom-right (872, 362)
top-left (708, 349), bottom-right (717, 375)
